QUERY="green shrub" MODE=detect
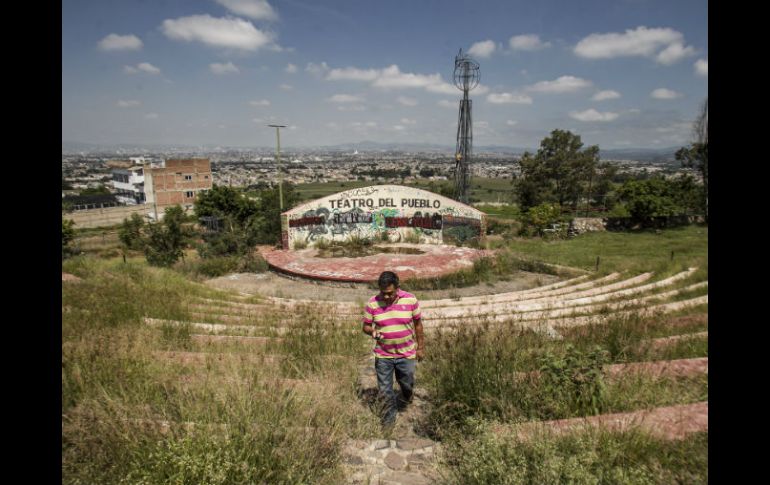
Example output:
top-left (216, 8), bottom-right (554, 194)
top-left (313, 237), bottom-right (331, 250)
top-left (240, 253), bottom-right (268, 273)
top-left (402, 230), bottom-right (421, 244)
top-left (293, 239), bottom-right (308, 250)
top-left (195, 255), bottom-right (241, 277)
top-left (521, 203), bottom-right (563, 237)
top-left (118, 213), bottom-right (146, 250)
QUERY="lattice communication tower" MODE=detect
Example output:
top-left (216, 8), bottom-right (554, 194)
top-left (453, 49), bottom-right (480, 203)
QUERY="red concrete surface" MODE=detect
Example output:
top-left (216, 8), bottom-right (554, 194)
top-left (260, 244), bottom-right (491, 283)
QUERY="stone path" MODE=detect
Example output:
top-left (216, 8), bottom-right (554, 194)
top-left (342, 356), bottom-right (444, 485)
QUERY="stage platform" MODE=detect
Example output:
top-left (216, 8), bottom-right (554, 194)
top-left (260, 244), bottom-right (490, 283)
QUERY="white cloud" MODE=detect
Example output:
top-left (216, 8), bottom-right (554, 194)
top-left (98, 33), bottom-right (143, 51)
top-left (569, 109), bottom-right (619, 122)
top-left (285, 63), bottom-right (297, 73)
top-left (117, 100), bottom-right (141, 108)
top-left (400, 118), bottom-right (417, 125)
top-left (506, 120), bottom-right (518, 126)
top-left (215, 0), bottom-right (278, 21)
top-left (437, 100), bottom-right (455, 108)
top-left (305, 62), bottom-right (330, 76)
top-left (325, 122), bottom-right (339, 129)
top-left (397, 96), bottom-right (418, 106)
top-left (327, 66), bottom-right (379, 81)
top-left (591, 90), bottom-right (621, 101)
top-left (145, 113), bottom-right (159, 119)
top-left (650, 88), bottom-right (682, 99)
top-left (337, 105), bottom-right (366, 111)
top-left (694, 58), bottom-right (708, 76)
top-left (365, 121), bottom-right (378, 127)
top-left (655, 42), bottom-right (696, 65)
top-left (468, 40), bottom-right (496, 58)
top-left (249, 99), bottom-right (271, 106)
top-left (487, 92), bottom-right (533, 104)
top-left (138, 63), bottom-right (161, 74)
top-left (161, 15), bottom-right (276, 51)
top-left (123, 63), bottom-right (160, 75)
top-left (327, 94), bottom-right (365, 103)
top-left (574, 26), bottom-right (695, 65)
top-left (372, 65), bottom-right (442, 89)
top-left (509, 34), bottom-right (550, 51)
top-left (324, 63), bottom-right (484, 96)
top-left (210, 62), bottom-right (239, 74)
top-left (279, 83), bottom-right (293, 90)
top-left (528, 75), bottom-right (592, 93)
top-left (392, 125), bottom-right (406, 131)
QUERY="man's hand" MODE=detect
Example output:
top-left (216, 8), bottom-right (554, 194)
top-left (416, 348), bottom-right (425, 362)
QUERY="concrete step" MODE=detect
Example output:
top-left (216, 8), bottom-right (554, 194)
top-left (496, 401), bottom-right (708, 441)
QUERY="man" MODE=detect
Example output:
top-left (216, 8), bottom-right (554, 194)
top-left (362, 271), bottom-right (425, 427)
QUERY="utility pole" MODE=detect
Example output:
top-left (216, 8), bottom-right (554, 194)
top-left (268, 124), bottom-right (287, 210)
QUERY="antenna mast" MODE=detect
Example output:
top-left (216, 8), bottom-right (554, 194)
top-left (453, 48), bottom-right (479, 204)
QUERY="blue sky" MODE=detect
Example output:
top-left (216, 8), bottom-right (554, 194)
top-left (62, 0), bottom-right (708, 149)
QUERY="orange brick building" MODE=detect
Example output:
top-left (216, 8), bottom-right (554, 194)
top-left (144, 158), bottom-right (213, 219)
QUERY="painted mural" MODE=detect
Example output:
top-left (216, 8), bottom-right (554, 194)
top-left (281, 185), bottom-right (486, 249)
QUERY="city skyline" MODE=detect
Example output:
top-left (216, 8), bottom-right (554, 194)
top-left (63, 0), bottom-right (708, 149)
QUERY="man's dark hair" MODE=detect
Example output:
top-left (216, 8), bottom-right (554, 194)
top-left (378, 271), bottom-right (399, 289)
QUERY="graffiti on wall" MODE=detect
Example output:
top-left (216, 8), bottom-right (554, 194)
top-left (289, 216), bottom-right (325, 228)
top-left (282, 185), bottom-right (485, 249)
top-left (385, 212), bottom-right (443, 230)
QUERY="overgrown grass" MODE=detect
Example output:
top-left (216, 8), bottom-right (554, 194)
top-left (421, 312), bottom-right (708, 436)
top-left (499, 225), bottom-right (708, 275)
top-left (175, 253), bottom-right (269, 279)
top-left (440, 427), bottom-right (708, 485)
top-left (62, 256), bottom-right (375, 485)
top-left (401, 249), bottom-right (566, 292)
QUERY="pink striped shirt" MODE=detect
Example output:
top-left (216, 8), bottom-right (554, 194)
top-left (362, 289), bottom-right (421, 359)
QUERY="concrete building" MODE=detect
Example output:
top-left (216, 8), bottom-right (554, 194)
top-left (144, 158), bottom-right (213, 219)
top-left (112, 165), bottom-right (146, 205)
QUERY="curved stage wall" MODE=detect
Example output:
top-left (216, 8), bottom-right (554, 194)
top-left (280, 185), bottom-right (486, 249)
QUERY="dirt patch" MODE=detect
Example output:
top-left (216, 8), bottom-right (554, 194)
top-left (62, 272), bottom-right (82, 283)
top-left (203, 270), bottom-right (561, 302)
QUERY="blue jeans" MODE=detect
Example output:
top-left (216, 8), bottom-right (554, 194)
top-left (375, 357), bottom-right (416, 425)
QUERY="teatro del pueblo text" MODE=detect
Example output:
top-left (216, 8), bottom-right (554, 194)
top-left (280, 185), bottom-right (487, 249)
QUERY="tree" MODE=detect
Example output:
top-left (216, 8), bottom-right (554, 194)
top-left (194, 185), bottom-right (259, 227)
top-left (62, 218), bottom-right (75, 257)
top-left (194, 183), bottom-right (301, 254)
top-left (616, 177), bottom-right (682, 220)
top-left (79, 184), bottom-right (111, 196)
top-left (252, 183), bottom-right (301, 244)
top-left (675, 97), bottom-right (708, 220)
top-left (143, 206), bottom-right (190, 267)
top-left (514, 130), bottom-right (602, 211)
top-left (118, 213), bottom-right (146, 250)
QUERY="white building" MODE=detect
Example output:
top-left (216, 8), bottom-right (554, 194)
top-left (112, 165), bottom-right (146, 205)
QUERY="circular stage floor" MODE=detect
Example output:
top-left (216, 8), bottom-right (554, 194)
top-left (260, 244), bottom-right (491, 283)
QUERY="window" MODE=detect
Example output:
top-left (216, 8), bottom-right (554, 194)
top-left (184, 175), bottom-right (193, 181)
top-left (185, 191), bottom-right (194, 198)
top-left (204, 175), bottom-right (209, 179)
